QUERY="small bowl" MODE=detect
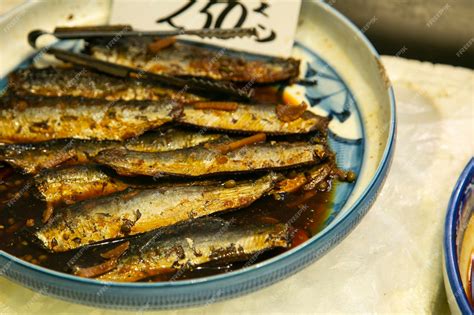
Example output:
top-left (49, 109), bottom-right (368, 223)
top-left (444, 158), bottom-right (474, 314)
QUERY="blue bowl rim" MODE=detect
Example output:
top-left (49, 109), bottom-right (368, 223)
top-left (0, 1), bottom-right (397, 291)
top-left (444, 157), bottom-right (474, 314)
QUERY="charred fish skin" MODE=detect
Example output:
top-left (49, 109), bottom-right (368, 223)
top-left (0, 128), bottom-right (219, 174)
top-left (87, 38), bottom-right (300, 84)
top-left (179, 104), bottom-right (328, 135)
top-left (35, 174), bottom-right (278, 252)
top-left (0, 94), bottom-right (182, 143)
top-left (96, 217), bottom-right (291, 282)
top-left (8, 67), bottom-right (204, 103)
top-left (33, 165), bottom-right (130, 208)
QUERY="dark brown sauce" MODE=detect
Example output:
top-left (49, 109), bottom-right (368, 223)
top-left (0, 165), bottom-right (335, 280)
top-left (0, 164), bottom-right (335, 281)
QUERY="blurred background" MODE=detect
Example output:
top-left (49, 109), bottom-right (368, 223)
top-left (327, 0), bottom-right (474, 68)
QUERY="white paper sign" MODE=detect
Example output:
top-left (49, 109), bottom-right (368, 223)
top-left (109, 0), bottom-right (301, 57)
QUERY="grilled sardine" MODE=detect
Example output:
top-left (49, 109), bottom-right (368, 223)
top-left (94, 141), bottom-right (327, 177)
top-left (9, 67), bottom-right (204, 103)
top-left (32, 161), bottom-right (331, 220)
top-left (0, 128), bottom-right (219, 174)
top-left (92, 217), bottom-right (291, 282)
top-left (0, 139), bottom-right (85, 174)
top-left (87, 38), bottom-right (300, 84)
top-left (179, 103), bottom-right (328, 134)
top-left (0, 94), bottom-right (181, 143)
top-left (33, 165), bottom-right (130, 219)
top-left (36, 174), bottom-right (278, 252)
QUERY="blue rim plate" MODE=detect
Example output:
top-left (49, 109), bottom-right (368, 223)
top-left (0, 1), bottom-right (396, 309)
top-left (444, 158), bottom-right (474, 314)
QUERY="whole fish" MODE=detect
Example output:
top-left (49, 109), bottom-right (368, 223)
top-left (87, 38), bottom-right (300, 84)
top-left (0, 94), bottom-right (182, 143)
top-left (9, 67), bottom-right (204, 103)
top-left (0, 128), bottom-right (219, 174)
top-left (94, 141), bottom-right (327, 177)
top-left (32, 161), bottom-right (333, 222)
top-left (35, 174), bottom-right (278, 252)
top-left (33, 165), bottom-right (131, 222)
top-left (32, 160), bottom-right (336, 221)
top-left (7, 69), bottom-right (325, 135)
top-left (179, 103), bottom-right (328, 134)
top-left (32, 163), bottom-right (228, 223)
top-left (88, 217), bottom-right (291, 282)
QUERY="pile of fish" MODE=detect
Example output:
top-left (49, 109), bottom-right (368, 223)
top-left (0, 37), bottom-right (353, 282)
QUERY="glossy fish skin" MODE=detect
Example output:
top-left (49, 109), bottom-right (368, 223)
top-left (87, 38), bottom-right (300, 84)
top-left (31, 161), bottom-right (331, 213)
top-left (0, 139), bottom-right (84, 174)
top-left (124, 129), bottom-right (221, 153)
top-left (0, 94), bottom-right (182, 143)
top-left (33, 165), bottom-right (130, 209)
top-left (35, 174), bottom-right (278, 252)
top-left (94, 141), bottom-right (327, 177)
top-left (9, 67), bottom-right (204, 103)
top-left (0, 128), bottom-right (220, 174)
top-left (97, 217), bottom-right (291, 282)
top-left (179, 104), bottom-right (328, 135)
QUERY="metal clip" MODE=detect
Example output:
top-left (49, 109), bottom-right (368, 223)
top-left (29, 25), bottom-right (257, 43)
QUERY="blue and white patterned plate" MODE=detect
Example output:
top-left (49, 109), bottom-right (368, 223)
top-left (0, 1), bottom-right (395, 310)
top-left (295, 43), bottom-right (364, 224)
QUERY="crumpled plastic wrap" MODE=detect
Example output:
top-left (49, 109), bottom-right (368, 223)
top-left (1, 57), bottom-right (473, 314)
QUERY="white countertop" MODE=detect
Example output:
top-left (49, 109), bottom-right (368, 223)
top-left (1, 53), bottom-right (473, 314)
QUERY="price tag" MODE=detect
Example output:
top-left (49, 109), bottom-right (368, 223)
top-left (109, 0), bottom-right (302, 57)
